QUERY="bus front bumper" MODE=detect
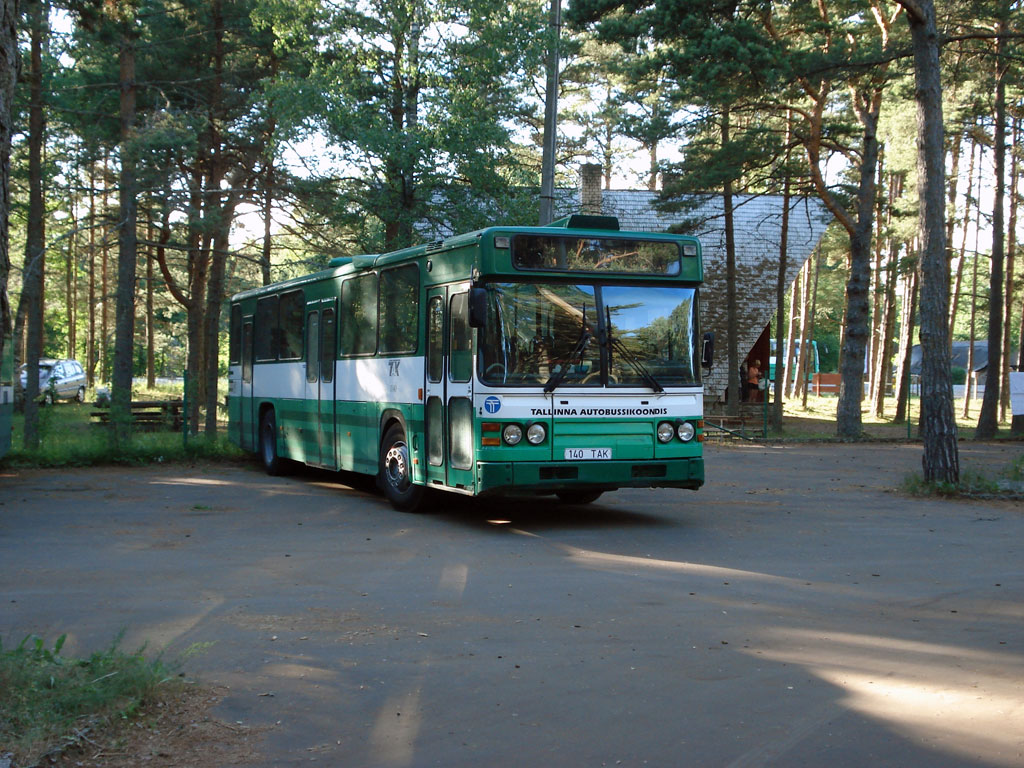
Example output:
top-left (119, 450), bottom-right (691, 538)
top-left (475, 458), bottom-right (704, 497)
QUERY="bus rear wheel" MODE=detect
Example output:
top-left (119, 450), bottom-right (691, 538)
top-left (380, 424), bottom-right (427, 512)
top-left (556, 490), bottom-right (603, 505)
top-left (260, 409), bottom-right (284, 476)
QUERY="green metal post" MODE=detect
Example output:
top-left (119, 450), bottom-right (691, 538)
top-left (763, 380), bottom-right (768, 438)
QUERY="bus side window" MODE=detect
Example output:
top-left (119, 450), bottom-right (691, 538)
top-left (255, 295), bottom-right (279, 361)
top-left (427, 296), bottom-right (443, 383)
top-left (322, 309), bottom-right (336, 383)
top-left (379, 265), bottom-right (419, 354)
top-left (341, 274), bottom-right (378, 356)
top-left (450, 292), bottom-right (472, 382)
top-left (242, 322), bottom-right (253, 383)
top-left (229, 305), bottom-right (241, 365)
top-left (279, 290), bottom-right (305, 360)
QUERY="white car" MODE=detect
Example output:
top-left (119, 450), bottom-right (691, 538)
top-left (20, 358), bottom-right (87, 404)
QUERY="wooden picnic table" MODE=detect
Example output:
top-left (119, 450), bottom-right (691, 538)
top-left (91, 399), bottom-right (184, 431)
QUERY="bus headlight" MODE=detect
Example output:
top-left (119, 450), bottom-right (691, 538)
top-left (676, 421), bottom-right (695, 442)
top-left (526, 422), bottom-right (547, 445)
top-left (503, 423), bottom-right (523, 446)
top-left (657, 422), bottom-right (675, 443)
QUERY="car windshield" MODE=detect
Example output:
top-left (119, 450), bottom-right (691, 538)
top-left (478, 282), bottom-right (699, 388)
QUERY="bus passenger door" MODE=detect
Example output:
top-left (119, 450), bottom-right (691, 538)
top-left (319, 305), bottom-right (337, 468)
top-left (424, 285), bottom-right (475, 492)
top-left (424, 290), bottom-right (446, 489)
top-left (240, 318), bottom-right (255, 451)
top-left (304, 309), bottom-right (321, 464)
top-left (446, 290), bottom-right (475, 490)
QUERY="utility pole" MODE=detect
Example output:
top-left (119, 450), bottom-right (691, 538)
top-left (538, 0), bottom-right (560, 225)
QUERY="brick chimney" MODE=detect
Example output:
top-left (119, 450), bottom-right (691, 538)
top-left (579, 163), bottom-right (603, 214)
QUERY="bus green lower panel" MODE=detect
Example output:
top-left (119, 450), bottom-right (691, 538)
top-left (475, 458), bottom-right (704, 496)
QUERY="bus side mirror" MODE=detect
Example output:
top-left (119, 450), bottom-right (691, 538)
top-left (701, 332), bottom-right (714, 369)
top-left (468, 286), bottom-right (487, 328)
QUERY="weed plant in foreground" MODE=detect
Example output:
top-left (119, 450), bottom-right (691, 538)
top-left (0, 634), bottom-right (179, 766)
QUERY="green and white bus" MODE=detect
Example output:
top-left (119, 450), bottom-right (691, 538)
top-left (228, 215), bottom-right (711, 511)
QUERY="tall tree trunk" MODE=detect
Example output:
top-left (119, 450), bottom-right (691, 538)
top-left (146, 218), bottom-right (155, 388)
top-left (771, 113), bottom-right (793, 431)
top-left (65, 198), bottom-right (75, 359)
top-left (835, 136), bottom-right (879, 438)
top-left (894, 263), bottom-right (919, 423)
top-left (261, 161), bottom-right (273, 286)
top-left (785, 266), bottom-right (800, 400)
top-left (795, 258), bottom-right (811, 403)
top-left (204, 230), bottom-right (228, 436)
top-left (902, 0), bottom-right (959, 483)
top-left (802, 250), bottom-right (821, 410)
top-left (21, 0), bottom-right (46, 448)
top-left (868, 151), bottom-right (886, 399)
top-left (873, 242), bottom-right (899, 418)
top-left (999, 113), bottom-right (1018, 422)
top-left (101, 156), bottom-right (110, 384)
top-left (722, 108), bottom-right (740, 415)
top-left (976, 10), bottom-right (1008, 439)
top-left (111, 31), bottom-right (138, 446)
top-left (538, 0), bottom-right (560, 226)
top-left (648, 140), bottom-right (658, 191)
top-left (87, 162), bottom-right (97, 387)
top-left (962, 250), bottom-right (978, 418)
top-left (0, 0), bottom-right (17, 399)
top-left (949, 137), bottom-right (979, 340)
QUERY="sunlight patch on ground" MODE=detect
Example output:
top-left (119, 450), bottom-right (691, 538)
top-left (152, 476), bottom-right (240, 487)
top-left (554, 545), bottom-right (813, 587)
top-left (437, 563), bottom-right (469, 599)
top-left (262, 662), bottom-right (340, 682)
top-left (370, 688), bottom-right (422, 767)
top-left (749, 628), bottom-right (1024, 765)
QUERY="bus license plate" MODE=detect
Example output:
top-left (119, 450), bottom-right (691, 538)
top-left (565, 448), bottom-right (611, 461)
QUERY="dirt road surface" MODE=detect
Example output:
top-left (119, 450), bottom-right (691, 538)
top-left (2, 442), bottom-right (1023, 767)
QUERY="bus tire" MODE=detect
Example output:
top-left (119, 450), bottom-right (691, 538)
top-left (556, 490), bottom-right (603, 505)
top-left (380, 423), bottom-right (427, 512)
top-left (260, 409), bottom-right (284, 476)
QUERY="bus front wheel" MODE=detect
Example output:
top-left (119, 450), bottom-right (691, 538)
top-left (380, 424), bottom-right (427, 512)
top-left (260, 410), bottom-right (284, 476)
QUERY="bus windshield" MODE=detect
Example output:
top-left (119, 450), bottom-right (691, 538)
top-left (479, 282), bottom-right (700, 388)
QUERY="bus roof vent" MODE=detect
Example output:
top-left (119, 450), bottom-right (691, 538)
top-left (545, 214), bottom-right (620, 231)
top-left (328, 256), bottom-right (353, 268)
top-left (425, 239), bottom-right (445, 253)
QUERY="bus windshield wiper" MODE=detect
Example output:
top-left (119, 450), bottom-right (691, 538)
top-left (544, 305), bottom-right (591, 393)
top-left (604, 306), bottom-right (664, 393)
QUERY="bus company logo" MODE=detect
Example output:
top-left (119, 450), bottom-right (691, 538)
top-left (483, 396), bottom-right (502, 414)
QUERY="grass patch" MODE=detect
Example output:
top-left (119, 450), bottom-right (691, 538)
top-left (4, 400), bottom-right (245, 469)
top-left (768, 393), bottom-right (1019, 441)
top-left (0, 634), bottom-right (180, 766)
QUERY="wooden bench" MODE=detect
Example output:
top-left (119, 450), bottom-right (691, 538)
top-left (91, 400), bottom-right (184, 431)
